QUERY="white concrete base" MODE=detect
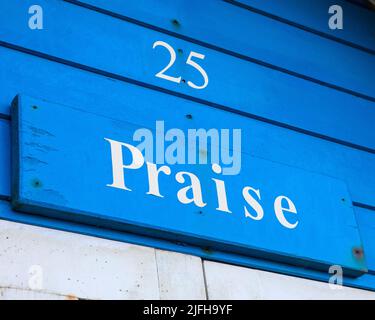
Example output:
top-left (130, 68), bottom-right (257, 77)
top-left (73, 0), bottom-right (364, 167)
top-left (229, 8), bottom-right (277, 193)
top-left (204, 261), bottom-right (375, 300)
top-left (0, 219), bottom-right (373, 300)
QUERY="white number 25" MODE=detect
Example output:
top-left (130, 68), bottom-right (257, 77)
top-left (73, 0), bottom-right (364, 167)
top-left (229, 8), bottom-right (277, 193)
top-left (152, 40), bottom-right (209, 90)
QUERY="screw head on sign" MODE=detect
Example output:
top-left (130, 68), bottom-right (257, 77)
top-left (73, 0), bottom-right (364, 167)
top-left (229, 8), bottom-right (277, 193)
top-left (32, 179), bottom-right (42, 188)
top-left (171, 19), bottom-right (180, 27)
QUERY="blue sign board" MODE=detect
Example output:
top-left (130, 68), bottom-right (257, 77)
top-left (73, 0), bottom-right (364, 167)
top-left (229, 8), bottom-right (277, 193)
top-left (11, 95), bottom-right (367, 276)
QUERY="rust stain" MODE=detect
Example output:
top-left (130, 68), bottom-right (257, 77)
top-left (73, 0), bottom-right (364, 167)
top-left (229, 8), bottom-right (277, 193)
top-left (353, 247), bottom-right (365, 260)
top-left (202, 247), bottom-right (213, 255)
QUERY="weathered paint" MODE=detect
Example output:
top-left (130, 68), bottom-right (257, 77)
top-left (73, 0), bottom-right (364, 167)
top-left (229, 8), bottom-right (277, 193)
top-left (0, 0), bottom-right (374, 149)
top-left (0, 0), bottom-right (373, 296)
top-left (0, 49), bottom-right (374, 207)
top-left (355, 207), bottom-right (375, 272)
top-left (11, 95), bottom-right (367, 275)
top-left (13, 0), bottom-right (371, 98)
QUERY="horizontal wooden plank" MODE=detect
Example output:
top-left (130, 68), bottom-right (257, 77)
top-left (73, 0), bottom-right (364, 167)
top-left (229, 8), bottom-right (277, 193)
top-left (11, 94), bottom-right (368, 275)
top-left (355, 207), bottom-right (375, 273)
top-left (0, 199), bottom-right (374, 290)
top-left (232, 0), bottom-right (375, 53)
top-left (0, 42), bottom-right (374, 152)
top-left (0, 49), bottom-right (373, 208)
top-left (64, 0), bottom-right (375, 99)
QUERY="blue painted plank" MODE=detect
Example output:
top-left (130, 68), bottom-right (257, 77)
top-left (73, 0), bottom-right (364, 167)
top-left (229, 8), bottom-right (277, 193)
top-left (0, 199), bottom-right (374, 290)
top-left (0, 120), bottom-right (10, 199)
top-left (355, 207), bottom-right (375, 273)
top-left (0, 48), bottom-right (373, 208)
top-left (233, 0), bottom-right (375, 52)
top-left (57, 0), bottom-right (375, 99)
top-left (0, 37), bottom-right (374, 151)
top-left (11, 95), bottom-right (367, 275)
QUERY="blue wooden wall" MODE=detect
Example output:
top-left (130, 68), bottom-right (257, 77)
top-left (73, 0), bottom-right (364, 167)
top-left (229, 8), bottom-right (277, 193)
top-left (0, 0), bottom-right (374, 290)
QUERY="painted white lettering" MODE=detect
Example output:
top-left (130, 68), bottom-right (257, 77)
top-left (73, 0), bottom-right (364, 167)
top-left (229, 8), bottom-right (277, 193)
top-left (105, 138), bottom-right (144, 191)
top-left (146, 162), bottom-right (171, 197)
top-left (176, 171), bottom-right (207, 207)
top-left (212, 164), bottom-right (232, 213)
top-left (242, 186), bottom-right (264, 220)
top-left (274, 196), bottom-right (298, 229)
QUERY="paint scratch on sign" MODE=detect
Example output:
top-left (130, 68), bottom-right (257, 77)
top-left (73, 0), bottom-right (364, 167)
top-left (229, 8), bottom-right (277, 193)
top-left (23, 155), bottom-right (48, 166)
top-left (42, 189), bottom-right (68, 205)
top-left (28, 125), bottom-right (55, 138)
top-left (25, 142), bottom-right (58, 153)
